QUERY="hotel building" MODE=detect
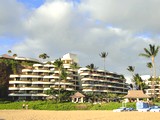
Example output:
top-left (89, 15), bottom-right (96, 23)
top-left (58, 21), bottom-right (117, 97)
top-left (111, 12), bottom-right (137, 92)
top-left (141, 75), bottom-right (160, 98)
top-left (8, 53), bottom-right (128, 100)
top-left (9, 64), bottom-right (55, 100)
top-left (8, 53), bottom-right (80, 100)
top-left (79, 68), bottom-right (128, 94)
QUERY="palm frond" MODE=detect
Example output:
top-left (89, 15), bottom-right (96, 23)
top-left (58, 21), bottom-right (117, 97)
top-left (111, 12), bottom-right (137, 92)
top-left (139, 53), bottom-right (150, 58)
top-left (99, 52), bottom-right (108, 58)
top-left (146, 62), bottom-right (152, 68)
top-left (154, 45), bottom-right (160, 57)
top-left (127, 66), bottom-right (135, 72)
top-left (144, 48), bottom-right (152, 56)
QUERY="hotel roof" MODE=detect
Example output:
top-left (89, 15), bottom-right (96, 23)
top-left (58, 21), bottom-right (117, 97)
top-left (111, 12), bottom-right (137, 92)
top-left (70, 92), bottom-right (85, 98)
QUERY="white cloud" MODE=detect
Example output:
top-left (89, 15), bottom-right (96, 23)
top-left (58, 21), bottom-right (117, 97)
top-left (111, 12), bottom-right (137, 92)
top-left (79, 0), bottom-right (160, 34)
top-left (0, 0), bottom-right (27, 37)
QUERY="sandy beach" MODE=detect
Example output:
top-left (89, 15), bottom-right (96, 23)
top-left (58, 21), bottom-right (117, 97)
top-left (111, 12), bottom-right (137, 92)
top-left (0, 110), bottom-right (160, 120)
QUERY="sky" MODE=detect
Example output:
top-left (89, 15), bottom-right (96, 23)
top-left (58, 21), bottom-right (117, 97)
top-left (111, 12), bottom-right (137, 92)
top-left (1, 0), bottom-right (160, 81)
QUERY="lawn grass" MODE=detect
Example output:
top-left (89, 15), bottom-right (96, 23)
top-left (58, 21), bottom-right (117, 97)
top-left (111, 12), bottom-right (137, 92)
top-left (0, 101), bottom-right (136, 110)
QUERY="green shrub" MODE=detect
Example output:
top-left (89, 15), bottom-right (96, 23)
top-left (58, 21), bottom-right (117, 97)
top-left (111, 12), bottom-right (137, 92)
top-left (0, 101), bottom-right (136, 110)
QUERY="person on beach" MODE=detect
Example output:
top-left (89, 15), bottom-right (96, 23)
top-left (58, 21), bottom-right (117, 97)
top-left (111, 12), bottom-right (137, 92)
top-left (25, 104), bottom-right (28, 110)
top-left (22, 104), bottom-right (25, 109)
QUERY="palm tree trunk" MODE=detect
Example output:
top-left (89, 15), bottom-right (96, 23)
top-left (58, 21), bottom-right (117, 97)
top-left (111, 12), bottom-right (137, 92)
top-left (58, 69), bottom-right (61, 102)
top-left (103, 58), bottom-right (106, 71)
top-left (152, 57), bottom-right (156, 79)
top-left (152, 56), bottom-right (156, 100)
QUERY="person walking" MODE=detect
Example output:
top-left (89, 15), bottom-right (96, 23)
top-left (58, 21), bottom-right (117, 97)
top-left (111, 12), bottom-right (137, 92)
top-left (25, 104), bottom-right (28, 110)
top-left (22, 104), bottom-right (25, 109)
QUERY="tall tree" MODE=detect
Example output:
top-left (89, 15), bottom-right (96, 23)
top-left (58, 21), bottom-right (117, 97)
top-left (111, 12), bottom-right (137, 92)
top-left (60, 68), bottom-right (69, 90)
top-left (53, 58), bottom-right (63, 102)
top-left (70, 62), bottom-right (80, 90)
top-left (39, 53), bottom-right (50, 62)
top-left (133, 74), bottom-right (143, 90)
top-left (70, 62), bottom-right (80, 70)
top-left (139, 44), bottom-right (159, 99)
top-left (99, 52), bottom-right (108, 71)
top-left (133, 74), bottom-right (147, 92)
top-left (8, 50), bottom-right (12, 55)
top-left (13, 54), bottom-right (17, 57)
top-left (127, 66), bottom-right (135, 76)
top-left (139, 44), bottom-right (159, 79)
top-left (86, 63), bottom-right (98, 71)
top-left (127, 66), bottom-right (135, 89)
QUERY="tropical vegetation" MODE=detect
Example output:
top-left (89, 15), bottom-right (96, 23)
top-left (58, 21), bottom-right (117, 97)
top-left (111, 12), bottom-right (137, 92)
top-left (39, 53), bottom-right (50, 62)
top-left (99, 52), bottom-right (108, 71)
top-left (0, 101), bottom-right (136, 110)
top-left (139, 44), bottom-right (160, 99)
top-left (52, 58), bottom-right (64, 102)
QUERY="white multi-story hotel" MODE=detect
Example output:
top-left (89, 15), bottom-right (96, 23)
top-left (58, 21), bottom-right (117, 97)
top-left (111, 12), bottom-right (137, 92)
top-left (141, 75), bottom-right (160, 98)
top-left (9, 64), bottom-right (55, 100)
top-left (79, 68), bottom-right (128, 94)
top-left (8, 53), bottom-right (128, 100)
top-left (8, 53), bottom-right (80, 100)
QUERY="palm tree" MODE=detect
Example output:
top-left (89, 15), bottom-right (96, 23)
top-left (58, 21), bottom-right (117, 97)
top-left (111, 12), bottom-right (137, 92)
top-left (139, 44), bottom-right (159, 99)
top-left (70, 62), bottom-right (80, 70)
top-left (86, 63), bottom-right (98, 71)
top-left (127, 66), bottom-right (135, 76)
top-left (99, 52), bottom-right (108, 94)
top-left (127, 66), bottom-right (135, 89)
top-left (39, 53), bottom-right (50, 62)
top-left (139, 44), bottom-right (159, 79)
top-left (53, 58), bottom-right (63, 102)
top-left (8, 50), bottom-right (12, 55)
top-left (60, 68), bottom-right (68, 90)
top-left (133, 74), bottom-right (147, 92)
top-left (146, 62), bottom-right (153, 76)
top-left (70, 62), bottom-right (80, 90)
top-left (13, 54), bottom-right (17, 57)
top-left (133, 74), bottom-right (143, 90)
top-left (99, 52), bottom-right (108, 71)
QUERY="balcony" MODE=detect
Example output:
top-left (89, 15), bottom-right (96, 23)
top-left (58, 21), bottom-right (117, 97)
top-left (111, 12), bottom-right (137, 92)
top-left (9, 87), bottom-right (19, 90)
top-left (66, 88), bottom-right (74, 91)
top-left (54, 82), bottom-right (73, 85)
top-left (43, 76), bottom-right (55, 79)
top-left (19, 87), bottom-right (43, 90)
top-left (32, 81), bottom-right (51, 84)
top-left (20, 75), bottom-right (42, 78)
top-left (33, 69), bottom-right (51, 73)
top-left (80, 72), bottom-right (90, 76)
top-left (8, 93), bottom-right (48, 97)
top-left (81, 78), bottom-right (95, 81)
top-left (22, 69), bottom-right (33, 72)
top-left (10, 75), bottom-right (20, 78)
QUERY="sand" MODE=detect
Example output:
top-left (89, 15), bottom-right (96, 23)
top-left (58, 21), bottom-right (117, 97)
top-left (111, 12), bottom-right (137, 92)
top-left (0, 110), bottom-right (160, 120)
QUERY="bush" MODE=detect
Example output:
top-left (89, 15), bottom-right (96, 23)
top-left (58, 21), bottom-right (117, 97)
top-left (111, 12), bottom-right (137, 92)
top-left (0, 101), bottom-right (136, 110)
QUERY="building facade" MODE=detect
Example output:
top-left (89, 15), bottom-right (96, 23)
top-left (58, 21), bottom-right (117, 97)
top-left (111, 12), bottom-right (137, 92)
top-left (79, 68), bottom-right (128, 94)
top-left (9, 64), bottom-right (55, 100)
top-left (51, 53), bottom-right (80, 91)
top-left (8, 53), bottom-right (128, 100)
top-left (8, 53), bottom-right (80, 100)
top-left (141, 75), bottom-right (160, 98)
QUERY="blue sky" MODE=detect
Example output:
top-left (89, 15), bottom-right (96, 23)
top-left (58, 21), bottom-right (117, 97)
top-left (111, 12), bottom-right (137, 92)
top-left (17, 0), bottom-right (45, 8)
top-left (1, 0), bottom-right (160, 80)
top-left (17, 0), bottom-right (81, 8)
